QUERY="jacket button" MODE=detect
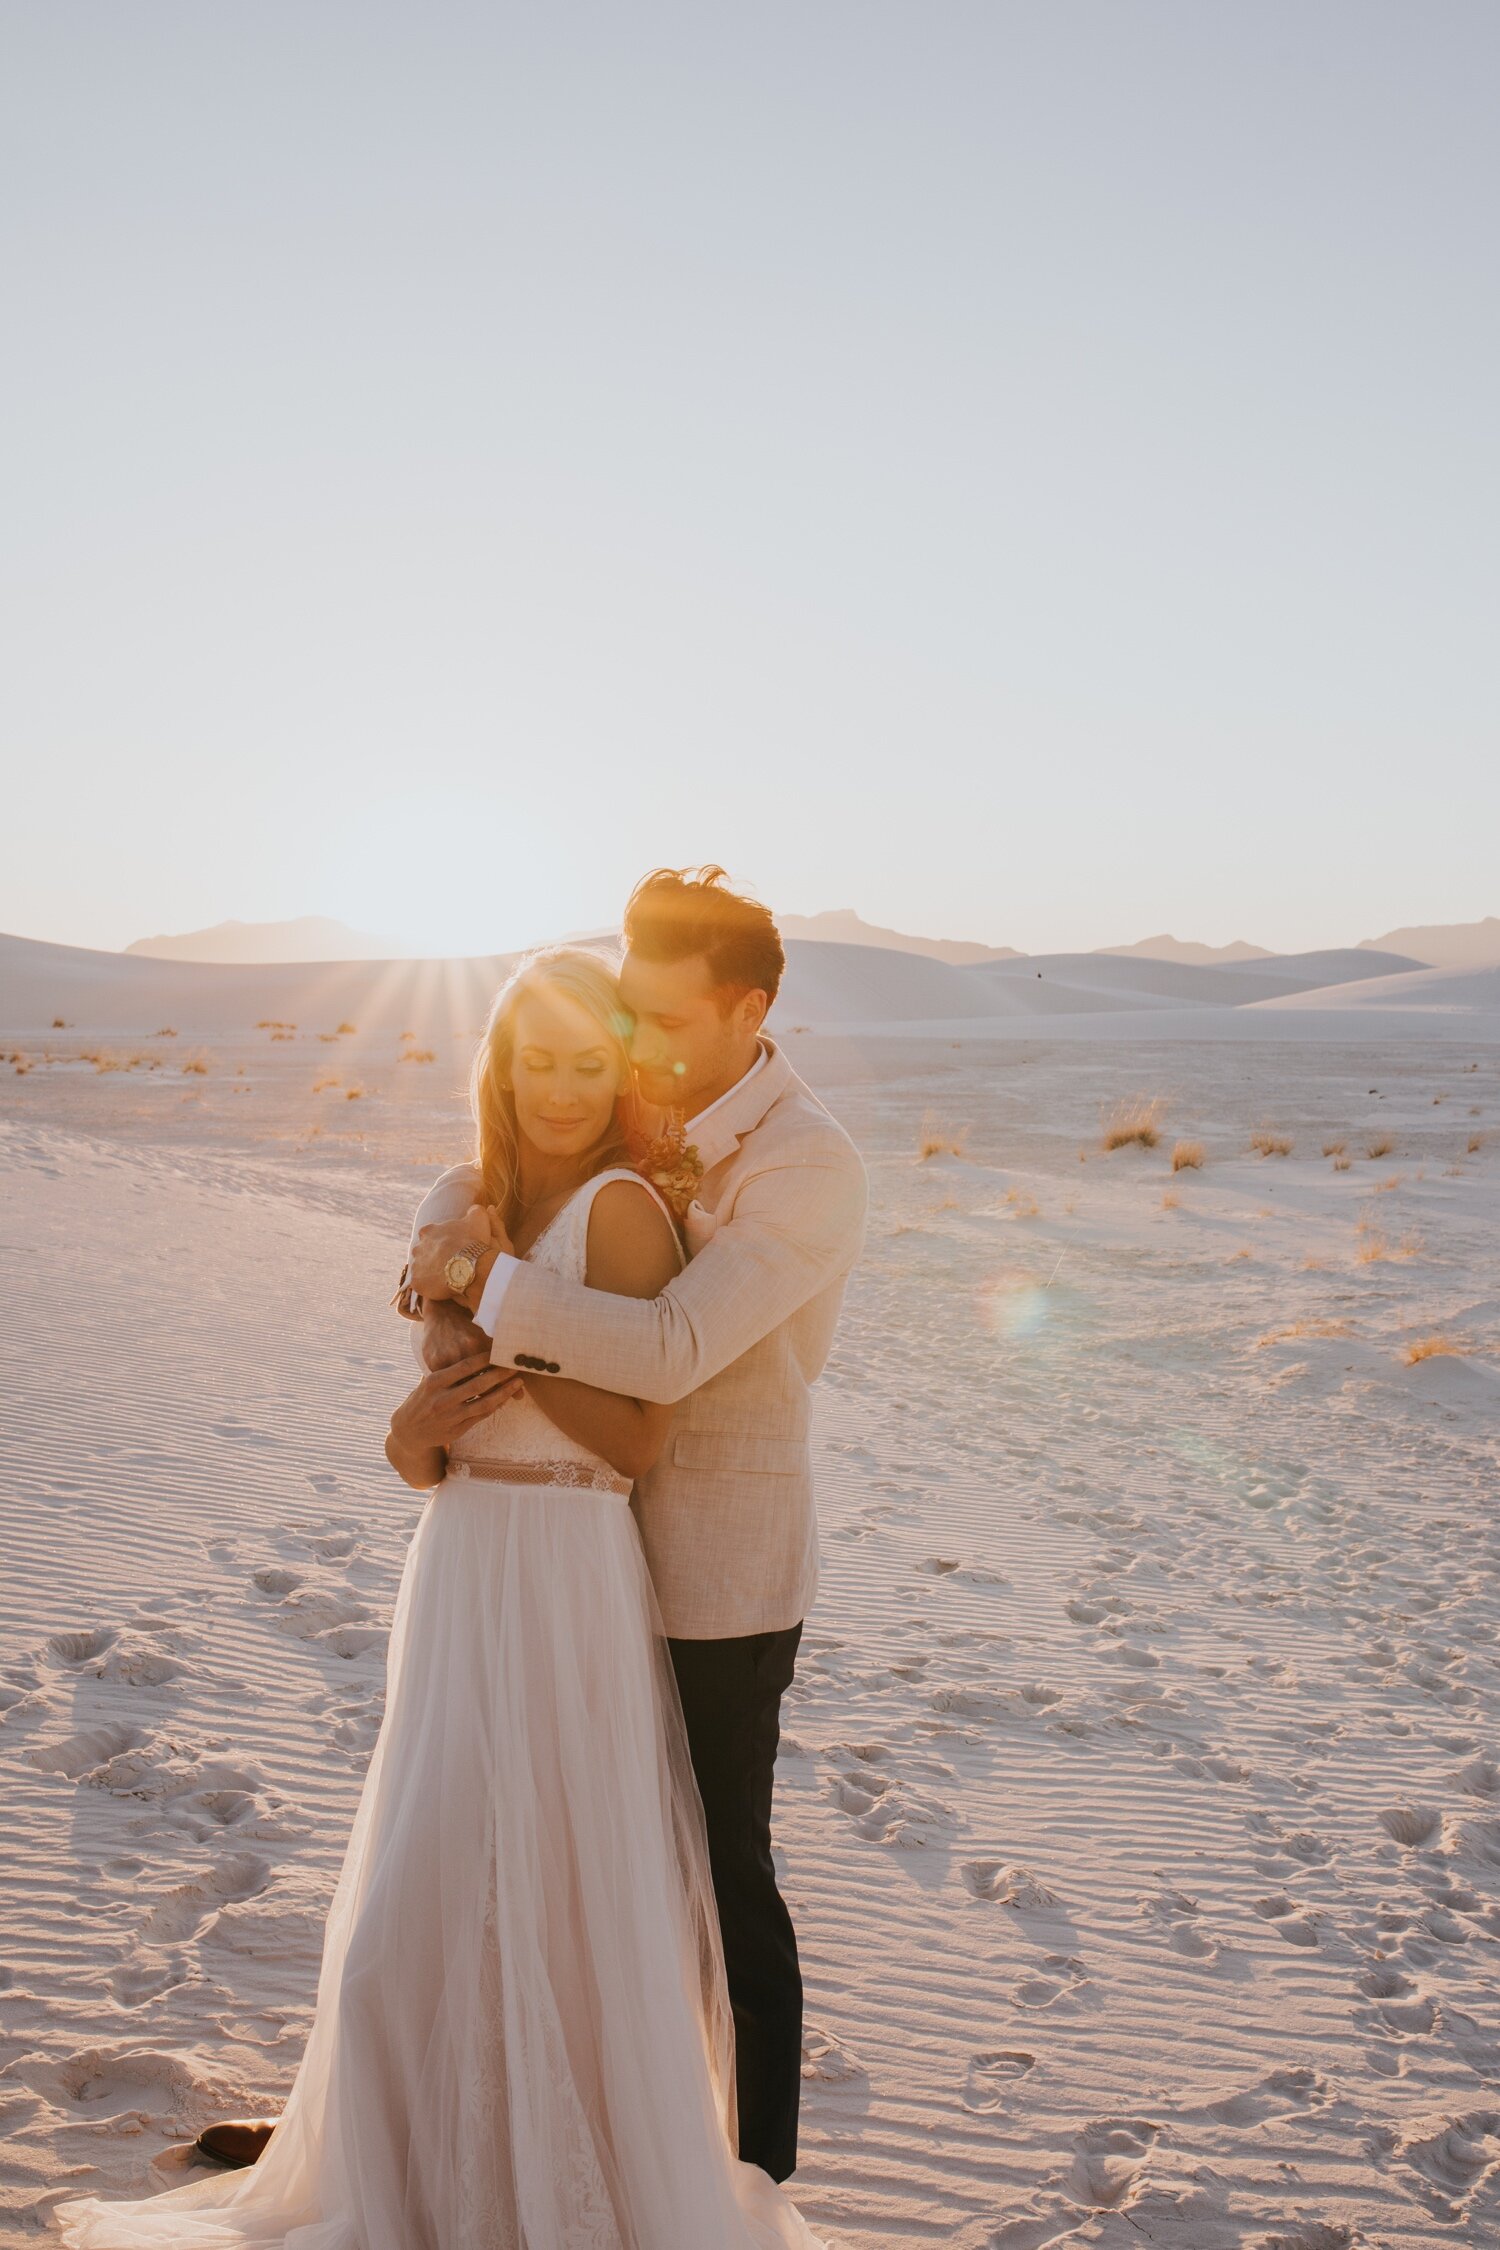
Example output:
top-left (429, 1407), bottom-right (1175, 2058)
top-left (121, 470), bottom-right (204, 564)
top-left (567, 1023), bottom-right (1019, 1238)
top-left (514, 1354), bottom-right (531, 1369)
top-left (546, 1361), bottom-right (561, 1374)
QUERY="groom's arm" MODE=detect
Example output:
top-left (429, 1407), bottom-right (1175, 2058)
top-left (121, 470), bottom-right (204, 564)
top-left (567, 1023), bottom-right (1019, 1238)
top-left (474, 1149), bottom-right (867, 1405)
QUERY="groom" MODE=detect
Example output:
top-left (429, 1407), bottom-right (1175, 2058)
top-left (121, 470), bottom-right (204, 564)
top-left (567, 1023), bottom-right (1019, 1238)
top-left (198, 867), bottom-right (867, 2186)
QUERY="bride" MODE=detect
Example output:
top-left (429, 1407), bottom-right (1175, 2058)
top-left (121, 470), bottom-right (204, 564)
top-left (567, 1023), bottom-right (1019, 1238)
top-left (55, 946), bottom-right (827, 2250)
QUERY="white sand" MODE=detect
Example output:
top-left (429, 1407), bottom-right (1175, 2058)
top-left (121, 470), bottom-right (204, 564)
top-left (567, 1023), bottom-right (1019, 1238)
top-left (3, 941), bottom-right (1499, 2246)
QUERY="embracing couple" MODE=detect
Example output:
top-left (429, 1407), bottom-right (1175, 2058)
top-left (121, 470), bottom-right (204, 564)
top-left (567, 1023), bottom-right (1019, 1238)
top-left (56, 867), bottom-right (868, 2250)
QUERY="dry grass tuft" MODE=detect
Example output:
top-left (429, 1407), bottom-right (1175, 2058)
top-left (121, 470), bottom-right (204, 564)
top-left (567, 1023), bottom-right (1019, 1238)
top-left (1374, 1173), bottom-right (1402, 1192)
top-left (337, 1022), bottom-right (358, 1036)
top-left (1102, 1097), bottom-right (1164, 1152)
top-left (399, 1046), bottom-right (437, 1065)
top-left (1333, 1154), bottom-right (1352, 1171)
top-left (1366, 1135), bottom-right (1395, 1160)
top-left (1160, 1191), bottom-right (1181, 1210)
top-left (918, 1113), bottom-right (967, 1160)
top-left (51, 1017), bottom-right (66, 1029)
top-left (181, 1053), bottom-right (211, 1076)
top-left (1250, 1131), bottom-right (1293, 1158)
top-left (1322, 1140), bottom-right (1346, 1158)
top-left (1171, 1141), bottom-right (1204, 1172)
top-left (312, 1076), bottom-right (341, 1094)
top-left (1405, 1335), bottom-right (1465, 1365)
top-left (1356, 1218), bottom-right (1423, 1264)
top-left (154, 1026), bottom-right (177, 1038)
top-left (1256, 1319), bottom-right (1351, 1347)
top-left (1003, 1188), bottom-right (1040, 1218)
top-left (1468, 1133), bottom-right (1486, 1154)
top-left (1226, 1247), bottom-right (1253, 1262)
top-left (345, 1086), bottom-right (366, 1101)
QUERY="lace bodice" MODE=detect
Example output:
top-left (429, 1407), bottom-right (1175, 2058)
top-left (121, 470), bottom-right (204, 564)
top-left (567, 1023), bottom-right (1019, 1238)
top-left (426, 1167), bottom-right (681, 1485)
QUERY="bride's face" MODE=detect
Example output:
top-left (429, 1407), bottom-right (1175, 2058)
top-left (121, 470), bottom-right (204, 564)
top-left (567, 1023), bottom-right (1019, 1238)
top-left (506, 990), bottom-right (624, 1165)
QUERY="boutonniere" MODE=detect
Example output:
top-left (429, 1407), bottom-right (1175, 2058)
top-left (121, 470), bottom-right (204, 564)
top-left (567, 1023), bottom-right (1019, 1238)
top-left (639, 1110), bottom-right (705, 1217)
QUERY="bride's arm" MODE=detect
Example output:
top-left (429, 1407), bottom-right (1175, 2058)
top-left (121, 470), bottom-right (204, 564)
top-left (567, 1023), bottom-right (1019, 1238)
top-left (519, 1182), bottom-right (681, 1482)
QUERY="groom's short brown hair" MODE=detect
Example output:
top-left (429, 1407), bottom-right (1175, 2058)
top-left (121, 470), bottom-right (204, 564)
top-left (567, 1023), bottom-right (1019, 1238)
top-left (624, 866), bottom-right (785, 1006)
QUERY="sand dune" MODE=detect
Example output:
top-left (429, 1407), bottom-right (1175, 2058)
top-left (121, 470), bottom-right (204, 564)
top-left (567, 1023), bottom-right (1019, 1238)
top-left (1253, 962), bottom-right (1500, 1016)
top-left (0, 931), bottom-right (1459, 1049)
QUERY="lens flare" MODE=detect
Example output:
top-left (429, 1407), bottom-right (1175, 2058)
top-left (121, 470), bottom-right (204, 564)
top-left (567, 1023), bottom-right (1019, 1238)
top-left (979, 1278), bottom-right (1050, 1342)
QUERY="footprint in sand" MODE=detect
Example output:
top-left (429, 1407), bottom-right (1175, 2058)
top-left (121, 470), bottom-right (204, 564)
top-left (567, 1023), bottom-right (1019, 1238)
top-left (1012, 1954), bottom-right (1091, 2011)
top-left (1378, 1803), bottom-right (1443, 1848)
top-left (138, 1853), bottom-right (271, 1944)
top-left (212, 1422), bottom-right (279, 1448)
top-left (963, 2048), bottom-right (1035, 2112)
top-left (1138, 1885), bottom-right (1219, 1961)
top-left (800, 2025), bottom-right (867, 2085)
top-left (1252, 1895), bottom-right (1321, 1948)
top-left (1262, 2226), bottom-right (1357, 2250)
top-left (25, 1720), bottom-right (149, 1782)
top-left (106, 1954), bottom-right (195, 2009)
top-left (1062, 2116), bottom-right (1161, 2209)
top-left (824, 1745), bottom-right (957, 1848)
top-left (963, 1862), bottom-right (1062, 1908)
top-left (1397, 2108), bottom-right (1500, 2227)
top-left (12, 2041), bottom-right (244, 2138)
top-left (1196, 2065), bottom-right (1327, 2126)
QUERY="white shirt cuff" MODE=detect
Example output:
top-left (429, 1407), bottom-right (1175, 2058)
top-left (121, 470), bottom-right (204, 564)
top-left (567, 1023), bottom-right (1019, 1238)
top-left (474, 1252), bottom-right (521, 1338)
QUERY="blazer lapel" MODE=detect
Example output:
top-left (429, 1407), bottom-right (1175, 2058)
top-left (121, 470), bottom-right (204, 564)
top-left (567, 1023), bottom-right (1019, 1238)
top-left (686, 1038), bottom-right (792, 1175)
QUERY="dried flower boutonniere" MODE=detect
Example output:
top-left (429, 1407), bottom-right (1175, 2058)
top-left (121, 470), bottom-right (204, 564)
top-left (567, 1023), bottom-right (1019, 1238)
top-left (639, 1110), bottom-right (705, 1218)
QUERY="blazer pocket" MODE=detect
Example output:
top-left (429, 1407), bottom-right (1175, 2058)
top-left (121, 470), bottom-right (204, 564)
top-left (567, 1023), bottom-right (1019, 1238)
top-left (671, 1429), bottom-right (807, 1477)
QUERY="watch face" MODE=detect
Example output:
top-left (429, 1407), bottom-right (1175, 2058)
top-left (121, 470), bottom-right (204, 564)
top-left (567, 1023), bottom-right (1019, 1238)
top-left (445, 1254), bottom-right (476, 1290)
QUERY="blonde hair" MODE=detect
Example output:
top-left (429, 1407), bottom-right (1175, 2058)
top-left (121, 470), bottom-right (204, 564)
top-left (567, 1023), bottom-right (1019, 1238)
top-left (469, 946), bottom-right (641, 1223)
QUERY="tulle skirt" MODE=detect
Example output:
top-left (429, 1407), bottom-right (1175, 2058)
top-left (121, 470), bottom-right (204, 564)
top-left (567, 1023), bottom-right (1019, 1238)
top-left (54, 1475), bottom-right (827, 2249)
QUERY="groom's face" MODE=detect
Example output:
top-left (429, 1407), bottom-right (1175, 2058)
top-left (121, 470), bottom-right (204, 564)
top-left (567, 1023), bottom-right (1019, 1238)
top-left (619, 950), bottom-right (760, 1118)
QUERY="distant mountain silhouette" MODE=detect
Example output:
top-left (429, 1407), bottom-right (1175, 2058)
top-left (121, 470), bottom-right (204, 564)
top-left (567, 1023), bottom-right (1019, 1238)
top-left (776, 909), bottom-right (1021, 964)
top-left (1097, 934), bottom-right (1274, 965)
top-left (1357, 917), bottom-right (1498, 969)
top-left (126, 916), bottom-right (403, 963)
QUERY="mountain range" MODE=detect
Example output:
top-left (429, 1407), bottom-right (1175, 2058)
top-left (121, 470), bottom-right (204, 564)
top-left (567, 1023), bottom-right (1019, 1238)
top-left (120, 910), bottom-right (1500, 971)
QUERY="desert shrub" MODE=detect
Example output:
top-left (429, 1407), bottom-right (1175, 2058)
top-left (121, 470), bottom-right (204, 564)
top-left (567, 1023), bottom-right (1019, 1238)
top-left (918, 1113), bottom-right (967, 1160)
top-left (1250, 1131), bottom-right (1293, 1157)
top-left (1405, 1336), bottom-right (1464, 1364)
top-left (1102, 1098), bottom-right (1163, 1151)
top-left (1366, 1135), bottom-right (1395, 1160)
top-left (1171, 1141), bottom-right (1204, 1172)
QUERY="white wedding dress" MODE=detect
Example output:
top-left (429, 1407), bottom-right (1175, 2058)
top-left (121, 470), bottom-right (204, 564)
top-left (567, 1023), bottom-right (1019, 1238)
top-left (55, 1168), bottom-right (828, 2250)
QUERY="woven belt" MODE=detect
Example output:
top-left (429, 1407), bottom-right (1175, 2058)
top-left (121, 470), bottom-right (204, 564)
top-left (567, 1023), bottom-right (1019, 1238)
top-left (445, 1457), bottom-right (632, 1498)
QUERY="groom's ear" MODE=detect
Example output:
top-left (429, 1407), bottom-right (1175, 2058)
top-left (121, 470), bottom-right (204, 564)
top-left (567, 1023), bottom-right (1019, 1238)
top-left (732, 986), bottom-right (770, 1035)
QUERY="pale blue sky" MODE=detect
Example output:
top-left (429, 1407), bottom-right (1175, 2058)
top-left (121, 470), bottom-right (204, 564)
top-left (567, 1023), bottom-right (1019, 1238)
top-left (3, 2), bottom-right (1496, 958)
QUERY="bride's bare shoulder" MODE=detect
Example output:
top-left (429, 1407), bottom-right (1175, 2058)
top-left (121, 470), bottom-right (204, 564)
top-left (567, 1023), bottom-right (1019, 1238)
top-left (585, 1175), bottom-right (682, 1296)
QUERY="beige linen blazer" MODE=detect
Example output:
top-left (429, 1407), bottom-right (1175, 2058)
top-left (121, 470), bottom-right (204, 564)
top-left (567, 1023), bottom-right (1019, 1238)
top-left (403, 1037), bottom-right (868, 1639)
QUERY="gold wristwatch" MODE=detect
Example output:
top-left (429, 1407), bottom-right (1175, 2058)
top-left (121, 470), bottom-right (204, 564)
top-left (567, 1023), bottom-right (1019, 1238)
top-left (443, 1241), bottom-right (487, 1297)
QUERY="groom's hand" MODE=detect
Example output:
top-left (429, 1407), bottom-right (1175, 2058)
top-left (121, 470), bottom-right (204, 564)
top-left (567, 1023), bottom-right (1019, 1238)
top-left (420, 1299), bottom-right (489, 1373)
top-left (410, 1204), bottom-right (512, 1307)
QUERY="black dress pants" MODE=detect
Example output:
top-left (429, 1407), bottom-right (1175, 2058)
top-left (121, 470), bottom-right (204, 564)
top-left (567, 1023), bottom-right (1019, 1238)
top-left (667, 1622), bottom-right (804, 2184)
